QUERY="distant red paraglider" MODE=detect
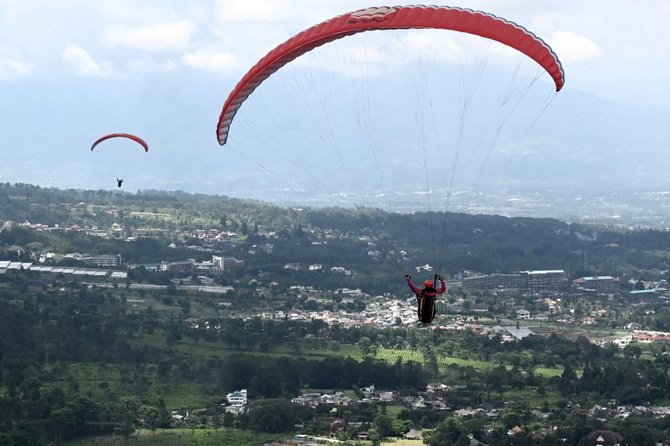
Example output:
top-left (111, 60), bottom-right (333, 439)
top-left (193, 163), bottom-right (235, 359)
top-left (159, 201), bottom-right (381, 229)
top-left (90, 133), bottom-right (149, 152)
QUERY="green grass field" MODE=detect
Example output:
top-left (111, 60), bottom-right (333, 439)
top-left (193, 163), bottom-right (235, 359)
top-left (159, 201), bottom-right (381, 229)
top-left (112, 287), bottom-right (570, 381)
top-left (40, 326), bottom-right (565, 417)
top-left (46, 363), bottom-right (209, 409)
top-left (383, 405), bottom-right (407, 419)
top-left (143, 334), bottom-right (564, 378)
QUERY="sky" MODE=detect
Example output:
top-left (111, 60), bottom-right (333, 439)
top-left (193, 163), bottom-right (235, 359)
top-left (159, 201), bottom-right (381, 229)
top-left (1, 0), bottom-right (670, 214)
top-left (1, 0), bottom-right (668, 106)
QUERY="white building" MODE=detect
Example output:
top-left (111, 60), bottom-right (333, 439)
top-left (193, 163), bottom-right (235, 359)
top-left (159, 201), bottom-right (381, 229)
top-left (516, 309), bottom-right (531, 320)
top-left (226, 389), bottom-right (247, 407)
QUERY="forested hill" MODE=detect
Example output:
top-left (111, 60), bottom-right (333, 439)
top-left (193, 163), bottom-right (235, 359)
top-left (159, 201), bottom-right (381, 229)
top-left (1, 182), bottom-right (670, 283)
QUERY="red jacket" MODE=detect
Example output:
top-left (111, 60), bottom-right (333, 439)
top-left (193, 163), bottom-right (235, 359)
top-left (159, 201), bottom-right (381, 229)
top-left (406, 277), bottom-right (446, 297)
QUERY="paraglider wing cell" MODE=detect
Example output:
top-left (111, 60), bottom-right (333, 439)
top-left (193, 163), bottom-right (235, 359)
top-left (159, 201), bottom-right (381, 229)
top-left (216, 5), bottom-right (565, 145)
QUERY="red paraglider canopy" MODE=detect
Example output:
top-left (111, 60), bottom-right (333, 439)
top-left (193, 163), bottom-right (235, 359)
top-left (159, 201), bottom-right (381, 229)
top-left (90, 133), bottom-right (149, 152)
top-left (216, 5), bottom-right (565, 145)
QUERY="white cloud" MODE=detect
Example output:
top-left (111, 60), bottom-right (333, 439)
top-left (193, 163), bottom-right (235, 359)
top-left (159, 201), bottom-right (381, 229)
top-left (547, 31), bottom-right (602, 63)
top-left (0, 58), bottom-right (31, 80)
top-left (126, 58), bottom-right (178, 73)
top-left (214, 0), bottom-right (294, 22)
top-left (102, 21), bottom-right (194, 51)
top-left (182, 48), bottom-right (239, 73)
top-left (62, 44), bottom-right (108, 76)
top-left (99, 2), bottom-right (186, 22)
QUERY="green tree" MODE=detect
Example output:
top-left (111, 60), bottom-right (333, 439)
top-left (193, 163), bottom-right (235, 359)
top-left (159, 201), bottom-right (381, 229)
top-left (428, 417), bottom-right (465, 446)
top-left (157, 397), bottom-right (171, 428)
top-left (358, 336), bottom-right (373, 356)
top-left (247, 398), bottom-right (297, 433)
top-left (373, 415), bottom-right (393, 439)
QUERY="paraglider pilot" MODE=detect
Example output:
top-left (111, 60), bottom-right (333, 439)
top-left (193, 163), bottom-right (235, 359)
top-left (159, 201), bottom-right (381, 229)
top-left (116, 178), bottom-right (123, 188)
top-left (405, 274), bottom-right (446, 324)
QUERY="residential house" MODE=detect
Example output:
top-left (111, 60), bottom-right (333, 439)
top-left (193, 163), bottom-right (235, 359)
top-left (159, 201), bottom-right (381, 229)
top-left (378, 391), bottom-right (394, 403)
top-left (404, 429), bottom-right (422, 440)
top-left (471, 303), bottom-right (490, 313)
top-left (582, 316), bottom-right (596, 325)
top-left (585, 430), bottom-right (623, 445)
top-left (534, 311), bottom-right (551, 321)
top-left (556, 314), bottom-right (575, 324)
top-left (226, 389), bottom-right (247, 407)
top-left (516, 309), bottom-right (531, 320)
top-left (361, 385), bottom-right (375, 398)
top-left (427, 383), bottom-right (447, 393)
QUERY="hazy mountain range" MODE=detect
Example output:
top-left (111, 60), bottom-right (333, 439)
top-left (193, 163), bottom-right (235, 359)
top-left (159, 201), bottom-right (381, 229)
top-left (2, 60), bottom-right (669, 227)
